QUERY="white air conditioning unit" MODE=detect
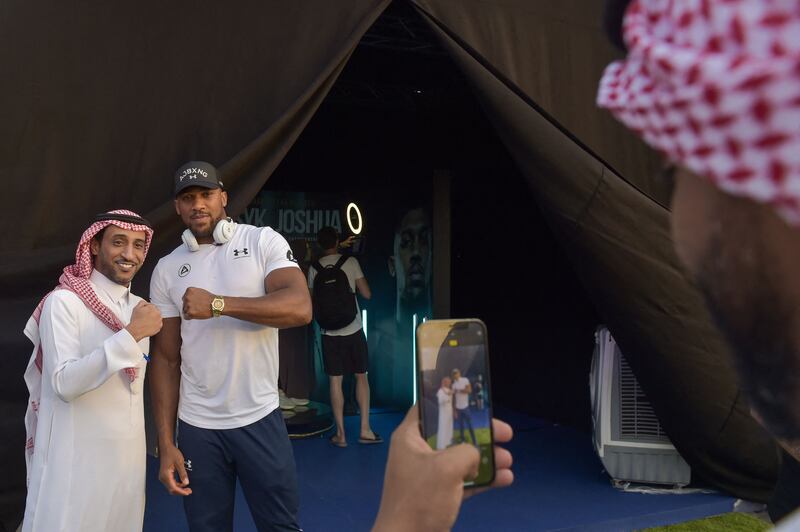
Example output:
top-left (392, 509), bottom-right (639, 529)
top-left (590, 326), bottom-right (691, 486)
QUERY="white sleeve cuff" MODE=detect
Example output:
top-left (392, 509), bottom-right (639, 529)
top-left (104, 328), bottom-right (145, 370)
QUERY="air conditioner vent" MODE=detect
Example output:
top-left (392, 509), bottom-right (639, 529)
top-left (618, 355), bottom-right (668, 442)
top-left (591, 326), bottom-right (690, 485)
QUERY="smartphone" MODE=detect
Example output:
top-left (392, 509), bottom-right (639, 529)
top-left (416, 318), bottom-right (494, 487)
top-left (338, 234), bottom-right (365, 254)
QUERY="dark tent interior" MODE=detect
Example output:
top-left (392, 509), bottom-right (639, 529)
top-left (264, 5), bottom-right (600, 427)
top-left (0, 0), bottom-right (784, 529)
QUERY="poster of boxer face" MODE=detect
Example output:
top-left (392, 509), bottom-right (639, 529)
top-left (239, 189), bottom-right (434, 408)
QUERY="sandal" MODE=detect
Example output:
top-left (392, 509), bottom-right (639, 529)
top-left (358, 433), bottom-right (383, 445)
top-left (329, 435), bottom-right (347, 448)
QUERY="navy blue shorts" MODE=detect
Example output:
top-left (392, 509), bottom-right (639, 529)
top-left (177, 408), bottom-right (300, 532)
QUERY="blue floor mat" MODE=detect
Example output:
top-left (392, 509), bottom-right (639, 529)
top-left (143, 409), bottom-right (734, 531)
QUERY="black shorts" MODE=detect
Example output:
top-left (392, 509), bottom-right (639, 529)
top-left (321, 330), bottom-right (368, 376)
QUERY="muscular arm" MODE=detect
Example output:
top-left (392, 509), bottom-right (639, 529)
top-left (149, 317), bottom-right (182, 448)
top-left (150, 316), bottom-right (193, 495)
top-left (224, 266), bottom-right (311, 327)
top-left (183, 267), bottom-right (312, 328)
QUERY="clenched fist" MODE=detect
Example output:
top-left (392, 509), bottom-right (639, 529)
top-left (182, 287), bottom-right (215, 320)
top-left (126, 301), bottom-right (163, 341)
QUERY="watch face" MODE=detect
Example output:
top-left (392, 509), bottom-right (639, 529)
top-left (212, 298), bottom-right (224, 311)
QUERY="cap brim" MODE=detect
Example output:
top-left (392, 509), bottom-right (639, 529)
top-left (174, 180), bottom-right (222, 196)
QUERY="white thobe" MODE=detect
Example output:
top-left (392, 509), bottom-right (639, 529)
top-left (436, 388), bottom-right (453, 450)
top-left (22, 270), bottom-right (148, 532)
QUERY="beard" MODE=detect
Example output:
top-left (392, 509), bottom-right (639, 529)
top-left (696, 235), bottom-right (800, 440)
top-left (191, 225), bottom-right (213, 239)
top-left (190, 212), bottom-right (224, 239)
top-left (94, 254), bottom-right (139, 285)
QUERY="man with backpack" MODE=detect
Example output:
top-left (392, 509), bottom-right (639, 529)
top-left (308, 226), bottom-right (381, 447)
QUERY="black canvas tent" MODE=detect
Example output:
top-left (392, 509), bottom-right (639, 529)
top-left (0, 1), bottom-right (778, 528)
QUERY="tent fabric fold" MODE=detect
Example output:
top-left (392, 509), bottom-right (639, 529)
top-left (412, 0), bottom-right (778, 501)
top-left (0, 1), bottom-right (389, 527)
top-left (1, 0), bottom-right (390, 296)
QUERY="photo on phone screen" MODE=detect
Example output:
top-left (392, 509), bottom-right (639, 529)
top-left (416, 319), bottom-right (494, 487)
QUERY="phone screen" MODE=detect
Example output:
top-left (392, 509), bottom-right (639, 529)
top-left (416, 319), bottom-right (494, 487)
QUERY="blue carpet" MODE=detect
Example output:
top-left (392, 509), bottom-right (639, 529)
top-left (143, 409), bottom-right (734, 531)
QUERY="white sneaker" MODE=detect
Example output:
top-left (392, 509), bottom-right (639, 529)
top-left (291, 397), bottom-right (310, 406)
top-left (278, 390), bottom-right (297, 410)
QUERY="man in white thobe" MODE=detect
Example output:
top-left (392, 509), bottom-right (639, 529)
top-left (21, 210), bottom-right (161, 532)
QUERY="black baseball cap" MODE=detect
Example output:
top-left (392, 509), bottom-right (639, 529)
top-left (174, 161), bottom-right (225, 196)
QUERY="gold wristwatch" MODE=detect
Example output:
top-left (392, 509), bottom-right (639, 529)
top-left (211, 295), bottom-right (225, 317)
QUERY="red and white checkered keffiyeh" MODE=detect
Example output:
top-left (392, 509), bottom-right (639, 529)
top-left (22, 209), bottom-right (153, 480)
top-left (597, 0), bottom-right (800, 224)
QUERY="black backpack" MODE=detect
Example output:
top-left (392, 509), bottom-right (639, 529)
top-left (312, 255), bottom-right (357, 330)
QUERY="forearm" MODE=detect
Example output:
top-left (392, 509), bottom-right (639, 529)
top-left (51, 329), bottom-right (143, 402)
top-left (222, 290), bottom-right (312, 328)
top-left (372, 512), bottom-right (418, 532)
top-left (150, 355), bottom-right (182, 447)
top-left (373, 481), bottom-right (420, 532)
top-left (356, 277), bottom-right (371, 300)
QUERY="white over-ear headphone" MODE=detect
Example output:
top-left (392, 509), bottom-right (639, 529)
top-left (182, 217), bottom-right (237, 252)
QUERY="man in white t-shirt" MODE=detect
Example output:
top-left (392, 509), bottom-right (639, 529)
top-left (148, 161), bottom-right (311, 531)
top-left (451, 369), bottom-right (476, 446)
top-left (308, 226), bottom-right (381, 448)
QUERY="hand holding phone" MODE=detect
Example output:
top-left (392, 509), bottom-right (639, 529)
top-left (372, 405), bottom-right (514, 532)
top-left (416, 319), bottom-right (496, 487)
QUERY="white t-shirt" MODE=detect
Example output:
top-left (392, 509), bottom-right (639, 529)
top-left (452, 377), bottom-right (471, 410)
top-left (307, 253), bottom-right (364, 337)
top-left (150, 224), bottom-right (298, 430)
